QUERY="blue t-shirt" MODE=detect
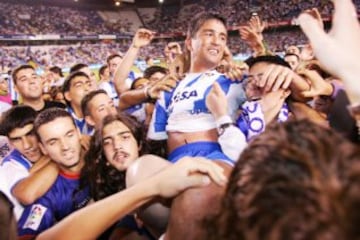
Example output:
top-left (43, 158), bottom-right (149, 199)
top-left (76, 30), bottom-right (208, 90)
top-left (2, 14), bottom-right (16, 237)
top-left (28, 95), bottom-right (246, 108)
top-left (17, 171), bottom-right (90, 237)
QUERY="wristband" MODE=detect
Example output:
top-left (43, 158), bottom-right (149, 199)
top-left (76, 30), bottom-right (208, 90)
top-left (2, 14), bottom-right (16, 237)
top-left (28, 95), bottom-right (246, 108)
top-left (218, 122), bottom-right (235, 136)
top-left (215, 115), bottom-right (233, 128)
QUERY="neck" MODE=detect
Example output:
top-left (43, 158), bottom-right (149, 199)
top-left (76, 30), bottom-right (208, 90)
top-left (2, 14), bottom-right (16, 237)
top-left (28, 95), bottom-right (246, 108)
top-left (71, 104), bottom-right (83, 118)
top-left (22, 98), bottom-right (45, 111)
top-left (60, 156), bottom-right (85, 175)
top-left (189, 57), bottom-right (217, 73)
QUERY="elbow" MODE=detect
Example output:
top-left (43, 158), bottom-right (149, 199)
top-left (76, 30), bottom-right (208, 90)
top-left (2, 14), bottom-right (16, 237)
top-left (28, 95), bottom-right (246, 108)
top-left (14, 190), bottom-right (38, 205)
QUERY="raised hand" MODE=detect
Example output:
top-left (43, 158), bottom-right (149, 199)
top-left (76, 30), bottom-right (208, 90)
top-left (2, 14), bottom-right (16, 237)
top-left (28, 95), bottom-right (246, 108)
top-left (298, 0), bottom-right (360, 101)
top-left (248, 15), bottom-right (267, 37)
top-left (132, 28), bottom-right (155, 48)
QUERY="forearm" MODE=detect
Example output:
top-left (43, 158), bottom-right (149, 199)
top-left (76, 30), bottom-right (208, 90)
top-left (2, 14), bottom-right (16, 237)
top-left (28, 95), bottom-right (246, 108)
top-left (290, 74), bottom-right (312, 102)
top-left (114, 45), bottom-right (139, 95)
top-left (119, 88), bottom-right (147, 110)
top-left (37, 179), bottom-right (158, 240)
top-left (13, 161), bottom-right (58, 205)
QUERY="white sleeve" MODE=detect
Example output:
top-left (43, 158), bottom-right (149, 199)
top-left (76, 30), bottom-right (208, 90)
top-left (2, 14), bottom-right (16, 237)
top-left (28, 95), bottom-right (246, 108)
top-left (216, 116), bottom-right (247, 162)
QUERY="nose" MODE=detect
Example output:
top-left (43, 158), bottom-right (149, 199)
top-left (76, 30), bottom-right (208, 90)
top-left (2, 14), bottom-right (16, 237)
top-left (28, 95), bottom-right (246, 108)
top-left (211, 34), bottom-right (221, 45)
top-left (22, 136), bottom-right (32, 150)
top-left (59, 139), bottom-right (70, 150)
top-left (113, 136), bottom-right (123, 150)
top-left (106, 106), bottom-right (116, 115)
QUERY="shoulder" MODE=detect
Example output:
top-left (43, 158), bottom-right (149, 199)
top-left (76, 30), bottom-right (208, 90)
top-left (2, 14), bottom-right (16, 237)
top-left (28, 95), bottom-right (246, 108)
top-left (44, 101), bottom-right (66, 109)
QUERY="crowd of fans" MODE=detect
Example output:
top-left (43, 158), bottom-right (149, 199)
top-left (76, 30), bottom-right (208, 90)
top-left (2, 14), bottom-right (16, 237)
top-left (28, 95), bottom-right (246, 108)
top-left (1, 0), bottom-right (360, 239)
top-left (0, 28), bottom-right (307, 71)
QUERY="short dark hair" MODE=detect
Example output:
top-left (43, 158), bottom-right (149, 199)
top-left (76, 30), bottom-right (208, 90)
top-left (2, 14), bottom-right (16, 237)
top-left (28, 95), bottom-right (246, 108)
top-left (62, 71), bottom-right (90, 94)
top-left (106, 54), bottom-right (123, 65)
top-left (81, 89), bottom-right (108, 117)
top-left (130, 77), bottom-right (149, 90)
top-left (207, 120), bottom-right (360, 240)
top-left (49, 66), bottom-right (64, 77)
top-left (70, 63), bottom-right (88, 74)
top-left (143, 66), bottom-right (168, 79)
top-left (187, 12), bottom-right (227, 38)
top-left (245, 55), bottom-right (291, 69)
top-left (11, 65), bottom-right (35, 85)
top-left (0, 105), bottom-right (38, 136)
top-left (33, 108), bottom-right (75, 142)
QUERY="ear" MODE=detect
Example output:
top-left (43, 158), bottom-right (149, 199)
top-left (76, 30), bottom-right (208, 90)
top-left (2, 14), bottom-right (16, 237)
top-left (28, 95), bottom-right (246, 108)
top-left (39, 142), bottom-right (48, 155)
top-left (85, 115), bottom-right (95, 127)
top-left (64, 91), bottom-right (72, 102)
top-left (185, 37), bottom-right (193, 53)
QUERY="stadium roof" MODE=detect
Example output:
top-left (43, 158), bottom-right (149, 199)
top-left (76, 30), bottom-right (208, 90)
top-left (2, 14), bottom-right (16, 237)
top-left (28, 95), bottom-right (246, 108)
top-left (0, 0), bottom-right (182, 9)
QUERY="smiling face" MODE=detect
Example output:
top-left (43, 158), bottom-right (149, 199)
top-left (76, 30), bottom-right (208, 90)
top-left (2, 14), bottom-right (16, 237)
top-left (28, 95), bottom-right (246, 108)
top-left (14, 68), bottom-right (43, 101)
top-left (38, 116), bottom-right (82, 172)
top-left (8, 124), bottom-right (42, 163)
top-left (188, 19), bottom-right (228, 72)
top-left (102, 120), bottom-right (139, 171)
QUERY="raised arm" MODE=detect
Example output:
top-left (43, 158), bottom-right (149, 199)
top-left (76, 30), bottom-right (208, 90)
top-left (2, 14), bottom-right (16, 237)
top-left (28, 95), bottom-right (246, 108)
top-left (298, 0), bottom-right (360, 104)
top-left (113, 28), bottom-right (155, 95)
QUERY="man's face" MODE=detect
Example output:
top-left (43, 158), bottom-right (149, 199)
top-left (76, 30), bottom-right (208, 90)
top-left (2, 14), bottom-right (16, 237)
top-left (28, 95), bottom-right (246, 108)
top-left (38, 117), bottom-right (82, 171)
top-left (108, 56), bottom-right (123, 77)
top-left (86, 93), bottom-right (117, 128)
top-left (102, 120), bottom-right (139, 171)
top-left (246, 62), bottom-right (269, 99)
top-left (189, 19), bottom-right (227, 70)
top-left (100, 67), bottom-right (110, 81)
top-left (8, 124), bottom-right (42, 163)
top-left (132, 78), bottom-right (149, 90)
top-left (14, 68), bottom-right (42, 100)
top-left (284, 55), bottom-right (299, 70)
top-left (65, 76), bottom-right (92, 110)
top-left (79, 67), bottom-right (97, 90)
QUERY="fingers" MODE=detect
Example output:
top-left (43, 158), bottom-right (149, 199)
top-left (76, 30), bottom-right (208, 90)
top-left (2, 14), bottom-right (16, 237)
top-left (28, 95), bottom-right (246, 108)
top-left (260, 65), bottom-right (294, 92)
top-left (298, 12), bottom-right (329, 49)
top-left (332, 0), bottom-right (359, 31)
top-left (179, 157), bottom-right (228, 187)
top-left (212, 81), bottom-right (223, 95)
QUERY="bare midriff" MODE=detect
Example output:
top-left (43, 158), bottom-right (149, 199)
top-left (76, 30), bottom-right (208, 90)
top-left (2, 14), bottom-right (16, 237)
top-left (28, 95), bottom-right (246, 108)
top-left (167, 129), bottom-right (218, 153)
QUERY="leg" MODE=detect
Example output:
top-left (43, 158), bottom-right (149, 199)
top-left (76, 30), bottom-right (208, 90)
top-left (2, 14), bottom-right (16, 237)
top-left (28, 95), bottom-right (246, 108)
top-left (126, 154), bottom-right (171, 238)
top-left (164, 161), bottom-right (232, 240)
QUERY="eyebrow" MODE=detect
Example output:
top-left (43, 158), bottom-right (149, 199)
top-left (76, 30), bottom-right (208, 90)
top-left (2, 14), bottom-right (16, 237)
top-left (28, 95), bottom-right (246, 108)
top-left (202, 29), bottom-right (228, 37)
top-left (103, 130), bottom-right (131, 141)
top-left (9, 128), bottom-right (34, 140)
top-left (44, 129), bottom-right (75, 144)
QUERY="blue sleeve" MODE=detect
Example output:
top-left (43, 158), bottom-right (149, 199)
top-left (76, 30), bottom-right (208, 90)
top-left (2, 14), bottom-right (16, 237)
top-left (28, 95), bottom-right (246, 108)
top-left (17, 198), bottom-right (55, 237)
top-left (147, 91), bottom-right (172, 140)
